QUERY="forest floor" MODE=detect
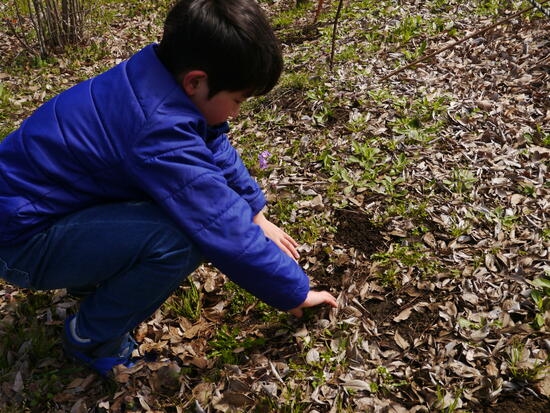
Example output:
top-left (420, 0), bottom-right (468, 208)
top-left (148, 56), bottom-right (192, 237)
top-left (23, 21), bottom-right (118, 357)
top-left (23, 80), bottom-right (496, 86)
top-left (0, 0), bottom-right (549, 412)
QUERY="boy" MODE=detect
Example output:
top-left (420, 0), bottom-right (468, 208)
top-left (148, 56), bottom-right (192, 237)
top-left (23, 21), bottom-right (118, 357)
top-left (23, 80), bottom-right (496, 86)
top-left (0, 0), bottom-right (337, 376)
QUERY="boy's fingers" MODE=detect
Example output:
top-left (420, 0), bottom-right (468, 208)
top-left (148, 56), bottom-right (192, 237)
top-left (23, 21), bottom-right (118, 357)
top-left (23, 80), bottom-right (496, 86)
top-left (285, 242), bottom-right (300, 259)
top-left (310, 291), bottom-right (337, 308)
top-left (280, 238), bottom-right (300, 259)
top-left (286, 234), bottom-right (298, 247)
top-left (322, 291), bottom-right (338, 307)
top-left (278, 242), bottom-right (298, 262)
top-left (326, 295), bottom-right (338, 307)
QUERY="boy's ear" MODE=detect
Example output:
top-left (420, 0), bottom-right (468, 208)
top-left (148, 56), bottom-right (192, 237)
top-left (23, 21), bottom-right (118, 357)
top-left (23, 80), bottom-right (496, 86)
top-left (182, 70), bottom-right (208, 96)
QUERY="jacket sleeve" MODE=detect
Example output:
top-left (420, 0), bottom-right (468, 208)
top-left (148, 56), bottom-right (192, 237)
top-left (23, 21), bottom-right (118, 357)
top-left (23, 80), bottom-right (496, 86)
top-left (126, 117), bottom-right (309, 310)
top-left (209, 133), bottom-right (266, 216)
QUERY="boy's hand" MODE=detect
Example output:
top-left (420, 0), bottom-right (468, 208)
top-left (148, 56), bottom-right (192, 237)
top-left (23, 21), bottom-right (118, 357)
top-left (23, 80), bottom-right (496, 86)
top-left (288, 290), bottom-right (338, 318)
top-left (253, 211), bottom-right (300, 261)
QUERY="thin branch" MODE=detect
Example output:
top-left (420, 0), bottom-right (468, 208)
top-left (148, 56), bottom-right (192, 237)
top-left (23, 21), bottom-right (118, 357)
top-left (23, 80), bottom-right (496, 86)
top-left (380, 1), bottom-right (549, 81)
top-left (526, 0), bottom-right (550, 17)
top-left (329, 0), bottom-right (344, 71)
top-left (5, 13), bottom-right (36, 56)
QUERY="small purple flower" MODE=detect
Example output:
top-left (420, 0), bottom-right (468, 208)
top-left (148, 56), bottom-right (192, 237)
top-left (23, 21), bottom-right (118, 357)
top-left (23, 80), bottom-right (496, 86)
top-left (258, 150), bottom-right (271, 170)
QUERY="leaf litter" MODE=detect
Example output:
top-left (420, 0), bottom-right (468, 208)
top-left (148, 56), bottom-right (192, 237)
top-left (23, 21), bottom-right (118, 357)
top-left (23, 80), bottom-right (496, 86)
top-left (1, 0), bottom-right (549, 411)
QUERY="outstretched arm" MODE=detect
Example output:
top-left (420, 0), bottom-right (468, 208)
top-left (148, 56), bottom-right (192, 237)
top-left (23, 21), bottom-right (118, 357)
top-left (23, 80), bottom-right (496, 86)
top-left (253, 211), bottom-right (337, 316)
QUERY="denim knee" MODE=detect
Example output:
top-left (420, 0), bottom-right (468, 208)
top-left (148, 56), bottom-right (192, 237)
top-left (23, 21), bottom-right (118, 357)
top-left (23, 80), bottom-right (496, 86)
top-left (143, 221), bottom-right (203, 282)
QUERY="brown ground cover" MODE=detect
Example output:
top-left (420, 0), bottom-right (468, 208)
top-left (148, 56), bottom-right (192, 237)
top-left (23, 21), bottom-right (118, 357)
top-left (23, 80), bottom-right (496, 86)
top-left (0, 0), bottom-right (549, 411)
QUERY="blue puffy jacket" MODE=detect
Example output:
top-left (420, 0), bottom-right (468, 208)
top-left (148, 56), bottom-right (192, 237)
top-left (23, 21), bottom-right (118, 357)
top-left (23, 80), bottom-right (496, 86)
top-left (0, 44), bottom-right (309, 310)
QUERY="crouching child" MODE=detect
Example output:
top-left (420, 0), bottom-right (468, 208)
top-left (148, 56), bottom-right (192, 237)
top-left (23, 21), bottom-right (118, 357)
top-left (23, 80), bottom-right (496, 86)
top-left (0, 0), bottom-right (337, 376)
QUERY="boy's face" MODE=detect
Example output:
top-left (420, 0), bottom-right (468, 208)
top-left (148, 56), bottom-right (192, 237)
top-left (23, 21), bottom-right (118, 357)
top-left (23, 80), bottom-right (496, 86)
top-left (192, 89), bottom-right (248, 126)
top-left (183, 71), bottom-right (248, 126)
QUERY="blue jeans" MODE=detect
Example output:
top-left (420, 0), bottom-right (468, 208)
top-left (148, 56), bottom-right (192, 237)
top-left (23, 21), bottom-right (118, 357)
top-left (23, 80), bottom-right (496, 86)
top-left (0, 202), bottom-right (202, 342)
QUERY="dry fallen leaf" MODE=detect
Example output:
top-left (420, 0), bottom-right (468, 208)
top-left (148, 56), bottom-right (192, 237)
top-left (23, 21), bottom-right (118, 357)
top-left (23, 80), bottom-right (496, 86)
top-left (394, 331), bottom-right (410, 350)
top-left (393, 307), bottom-right (412, 322)
top-left (12, 371), bottom-right (23, 393)
top-left (306, 348), bottom-right (320, 364)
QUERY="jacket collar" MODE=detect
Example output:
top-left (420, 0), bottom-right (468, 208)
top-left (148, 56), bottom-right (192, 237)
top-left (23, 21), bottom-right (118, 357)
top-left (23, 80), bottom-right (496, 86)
top-left (133, 44), bottom-right (229, 142)
top-left (206, 122), bottom-right (229, 141)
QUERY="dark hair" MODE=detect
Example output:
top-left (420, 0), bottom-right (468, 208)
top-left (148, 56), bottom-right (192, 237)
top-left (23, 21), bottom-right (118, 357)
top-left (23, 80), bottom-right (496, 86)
top-left (157, 0), bottom-right (283, 98)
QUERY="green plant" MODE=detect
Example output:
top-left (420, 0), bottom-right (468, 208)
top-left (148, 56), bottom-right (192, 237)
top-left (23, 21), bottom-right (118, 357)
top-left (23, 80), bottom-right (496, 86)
top-left (254, 108), bottom-right (288, 127)
top-left (443, 168), bottom-right (477, 194)
top-left (402, 40), bottom-right (427, 61)
top-left (0, 82), bottom-right (11, 107)
top-left (0, 290), bottom-right (79, 409)
top-left (519, 182), bottom-right (536, 197)
top-left (312, 105), bottom-right (335, 126)
top-left (162, 278), bottom-right (202, 322)
top-left (123, 0), bottom-right (171, 18)
top-left (373, 366), bottom-right (409, 394)
top-left (529, 276), bottom-right (550, 329)
top-left (448, 214), bottom-right (471, 238)
top-left (223, 281), bottom-right (283, 321)
top-left (371, 242), bottom-right (442, 287)
top-left (475, 0), bottom-right (505, 16)
top-left (389, 15), bottom-right (425, 44)
top-left (279, 71), bottom-right (311, 91)
top-left (377, 175), bottom-right (407, 199)
top-left (428, 16), bottom-right (454, 33)
top-left (0, 82), bottom-right (12, 132)
top-left (368, 88), bottom-right (394, 103)
top-left (258, 384), bottom-right (309, 412)
top-left (435, 386), bottom-right (463, 413)
top-left (346, 110), bottom-right (370, 133)
top-left (335, 43), bottom-right (365, 62)
top-left (390, 95), bottom-right (449, 139)
top-left (270, 198), bottom-right (297, 225)
top-left (429, 0), bottom-right (454, 13)
top-left (349, 141), bottom-right (381, 170)
top-left (325, 139), bottom-right (411, 197)
top-left (458, 316), bottom-right (502, 330)
top-left (223, 281), bottom-right (257, 316)
top-left (0, 318), bottom-right (58, 370)
top-left (319, 149), bottom-right (336, 170)
top-left (507, 341), bottom-right (549, 382)
top-left (389, 153), bottom-right (410, 176)
top-left (208, 325), bottom-right (266, 365)
top-left (272, 0), bottom-right (311, 28)
top-left (484, 206), bottom-right (520, 231)
top-left (524, 124), bottom-right (550, 146)
top-left (363, 28), bottom-right (383, 52)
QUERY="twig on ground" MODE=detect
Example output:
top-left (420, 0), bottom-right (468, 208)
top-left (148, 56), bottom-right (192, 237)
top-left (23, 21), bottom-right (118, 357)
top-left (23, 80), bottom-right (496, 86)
top-left (380, 0), bottom-right (549, 81)
top-left (329, 0), bottom-right (344, 71)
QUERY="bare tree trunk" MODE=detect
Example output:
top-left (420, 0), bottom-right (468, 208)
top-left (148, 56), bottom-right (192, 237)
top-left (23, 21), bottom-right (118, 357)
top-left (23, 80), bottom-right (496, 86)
top-left (29, 0), bottom-right (47, 56)
top-left (10, 0), bottom-right (90, 57)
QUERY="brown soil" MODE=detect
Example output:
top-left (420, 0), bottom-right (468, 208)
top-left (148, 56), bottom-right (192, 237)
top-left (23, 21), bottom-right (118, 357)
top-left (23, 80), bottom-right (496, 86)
top-left (325, 107), bottom-right (349, 127)
top-left (397, 307), bottom-right (438, 339)
top-left (363, 290), bottom-right (439, 327)
top-left (364, 298), bottom-right (395, 321)
top-left (476, 394), bottom-right (550, 413)
top-left (363, 289), bottom-right (442, 360)
top-left (334, 208), bottom-right (386, 256)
